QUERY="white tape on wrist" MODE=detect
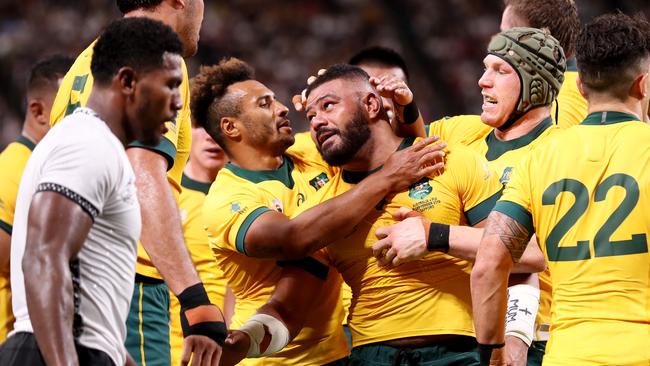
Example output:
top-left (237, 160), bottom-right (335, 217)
top-left (238, 314), bottom-right (291, 358)
top-left (505, 284), bottom-right (540, 346)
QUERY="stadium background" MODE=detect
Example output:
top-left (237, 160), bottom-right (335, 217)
top-left (1, 0), bottom-right (649, 149)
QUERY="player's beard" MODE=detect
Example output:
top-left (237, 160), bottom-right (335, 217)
top-left (317, 107), bottom-right (371, 167)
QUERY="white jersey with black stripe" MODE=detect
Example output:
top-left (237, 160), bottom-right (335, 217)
top-left (9, 108), bottom-right (140, 366)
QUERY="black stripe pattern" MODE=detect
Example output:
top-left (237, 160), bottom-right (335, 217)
top-left (36, 183), bottom-right (99, 220)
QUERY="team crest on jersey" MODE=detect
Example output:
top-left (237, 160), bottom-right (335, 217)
top-left (309, 173), bottom-right (329, 190)
top-left (271, 198), bottom-right (283, 213)
top-left (408, 178), bottom-right (433, 200)
top-left (297, 193), bottom-right (305, 206)
top-left (500, 167), bottom-right (513, 185)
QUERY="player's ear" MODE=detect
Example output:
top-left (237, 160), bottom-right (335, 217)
top-left (630, 72), bottom-right (649, 100)
top-left (363, 92), bottom-right (382, 120)
top-left (168, 0), bottom-right (185, 10)
top-left (117, 67), bottom-right (136, 96)
top-left (576, 75), bottom-right (587, 99)
top-left (27, 99), bottom-right (46, 125)
top-left (220, 117), bottom-right (241, 140)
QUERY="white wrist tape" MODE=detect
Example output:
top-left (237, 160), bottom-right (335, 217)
top-left (238, 314), bottom-right (290, 358)
top-left (504, 284), bottom-right (540, 346)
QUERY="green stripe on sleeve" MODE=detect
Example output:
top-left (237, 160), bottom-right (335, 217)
top-left (465, 189), bottom-right (502, 226)
top-left (0, 220), bottom-right (11, 235)
top-left (493, 201), bottom-right (535, 235)
top-left (235, 207), bottom-right (272, 255)
top-left (127, 137), bottom-right (177, 171)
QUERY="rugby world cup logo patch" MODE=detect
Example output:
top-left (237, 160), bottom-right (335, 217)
top-left (408, 178), bottom-right (432, 200)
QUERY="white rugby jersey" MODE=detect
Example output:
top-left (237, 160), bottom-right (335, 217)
top-left (9, 108), bottom-right (140, 366)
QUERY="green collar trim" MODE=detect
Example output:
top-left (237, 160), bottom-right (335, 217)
top-left (16, 135), bottom-right (36, 151)
top-left (485, 117), bottom-right (553, 161)
top-left (225, 155), bottom-right (295, 188)
top-left (580, 111), bottom-right (640, 126)
top-left (342, 137), bottom-right (415, 184)
top-left (181, 174), bottom-right (212, 195)
top-left (566, 58), bottom-right (578, 72)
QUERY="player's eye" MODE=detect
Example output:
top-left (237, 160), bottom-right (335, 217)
top-left (324, 102), bottom-right (334, 110)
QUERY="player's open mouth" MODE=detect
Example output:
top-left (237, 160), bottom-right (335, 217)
top-left (317, 130), bottom-right (336, 145)
top-left (482, 94), bottom-right (497, 104)
top-left (277, 119), bottom-right (292, 132)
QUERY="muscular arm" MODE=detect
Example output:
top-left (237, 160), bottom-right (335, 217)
top-left (127, 148), bottom-right (200, 295)
top-left (0, 229), bottom-right (10, 277)
top-left (244, 136), bottom-right (444, 259)
top-left (373, 215), bottom-right (545, 272)
top-left (24, 192), bottom-right (93, 366)
top-left (471, 211), bottom-right (531, 346)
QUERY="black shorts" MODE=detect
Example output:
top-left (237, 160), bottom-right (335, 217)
top-left (0, 332), bottom-right (114, 366)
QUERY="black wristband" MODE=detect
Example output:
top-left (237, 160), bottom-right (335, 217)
top-left (427, 223), bottom-right (450, 252)
top-left (396, 100), bottom-right (420, 124)
top-left (478, 343), bottom-right (505, 366)
top-left (177, 282), bottom-right (210, 310)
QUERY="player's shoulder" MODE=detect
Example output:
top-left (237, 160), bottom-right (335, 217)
top-left (207, 165), bottom-right (262, 201)
top-left (427, 114), bottom-right (490, 142)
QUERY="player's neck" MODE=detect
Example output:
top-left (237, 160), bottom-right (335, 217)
top-left (342, 122), bottom-right (402, 172)
top-left (228, 144), bottom-right (284, 171)
top-left (86, 89), bottom-right (128, 146)
top-left (184, 160), bottom-right (218, 183)
top-left (21, 121), bottom-right (43, 145)
top-left (587, 98), bottom-right (645, 122)
top-left (494, 107), bottom-right (550, 141)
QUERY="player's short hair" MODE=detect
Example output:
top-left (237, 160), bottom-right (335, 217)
top-left (305, 64), bottom-right (370, 99)
top-left (348, 46), bottom-right (410, 81)
top-left (190, 57), bottom-right (255, 152)
top-left (577, 13), bottom-right (650, 100)
top-left (116, 0), bottom-right (163, 14)
top-left (27, 54), bottom-right (74, 96)
top-left (503, 0), bottom-right (580, 57)
top-left (91, 17), bottom-right (183, 86)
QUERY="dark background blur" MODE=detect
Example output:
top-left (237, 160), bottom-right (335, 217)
top-left (1, 0), bottom-right (649, 149)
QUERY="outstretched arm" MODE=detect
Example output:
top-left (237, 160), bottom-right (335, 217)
top-left (127, 148), bottom-right (225, 365)
top-left (371, 208), bottom-right (545, 273)
top-left (24, 191), bottom-right (93, 366)
top-left (471, 211), bottom-right (531, 364)
top-left (220, 264), bottom-right (327, 365)
top-left (243, 135), bottom-right (446, 259)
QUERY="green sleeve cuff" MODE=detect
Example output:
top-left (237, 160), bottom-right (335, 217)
top-left (127, 136), bottom-right (176, 171)
top-left (493, 201), bottom-right (535, 235)
top-left (0, 220), bottom-right (12, 235)
top-left (424, 123), bottom-right (431, 136)
top-left (235, 207), bottom-right (272, 255)
top-left (465, 189), bottom-right (502, 226)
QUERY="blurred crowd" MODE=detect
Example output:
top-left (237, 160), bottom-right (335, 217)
top-left (1, 0), bottom-right (648, 148)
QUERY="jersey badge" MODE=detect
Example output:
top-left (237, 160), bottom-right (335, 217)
top-left (408, 178), bottom-right (433, 200)
top-left (309, 172), bottom-right (329, 190)
top-left (499, 167), bottom-right (513, 185)
top-left (271, 198), bottom-right (283, 213)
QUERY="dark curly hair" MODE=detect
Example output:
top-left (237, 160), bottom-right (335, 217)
top-left (577, 13), bottom-right (650, 99)
top-left (190, 57), bottom-right (254, 153)
top-left (91, 17), bottom-right (183, 86)
top-left (504, 0), bottom-right (580, 57)
top-left (116, 0), bottom-right (163, 14)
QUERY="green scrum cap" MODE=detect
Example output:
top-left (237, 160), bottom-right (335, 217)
top-left (487, 27), bottom-right (567, 130)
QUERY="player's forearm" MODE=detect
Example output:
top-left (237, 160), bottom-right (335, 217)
top-left (135, 170), bottom-right (200, 295)
top-left (470, 241), bottom-right (512, 344)
top-left (286, 172), bottom-right (390, 258)
top-left (394, 112), bottom-right (426, 138)
top-left (25, 254), bottom-right (78, 366)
